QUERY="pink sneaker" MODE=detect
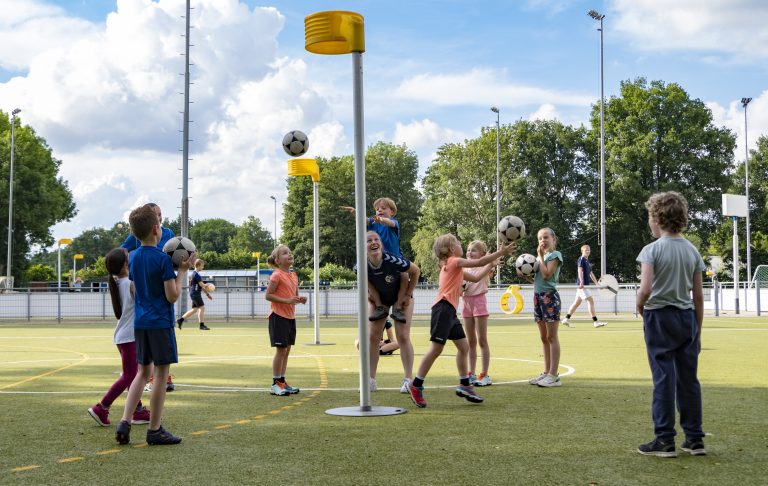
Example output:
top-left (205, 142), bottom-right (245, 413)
top-left (87, 403), bottom-right (110, 426)
top-left (131, 405), bottom-right (151, 425)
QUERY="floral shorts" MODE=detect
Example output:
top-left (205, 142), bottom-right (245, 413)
top-left (533, 291), bottom-right (561, 323)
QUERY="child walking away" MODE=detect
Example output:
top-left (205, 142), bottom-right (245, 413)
top-left (561, 245), bottom-right (606, 328)
top-left (87, 248), bottom-right (149, 427)
top-left (114, 204), bottom-right (193, 446)
top-left (636, 192), bottom-right (706, 458)
top-left (176, 258), bottom-right (212, 331)
top-left (341, 197), bottom-right (409, 323)
top-left (462, 241), bottom-right (497, 387)
top-left (408, 234), bottom-right (515, 408)
top-left (265, 245), bottom-right (307, 396)
top-left (527, 228), bottom-right (564, 388)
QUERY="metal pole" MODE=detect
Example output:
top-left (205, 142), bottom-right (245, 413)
top-left (6, 109), bottom-right (20, 289)
top-left (178, 0), bottom-right (192, 316)
top-left (733, 216), bottom-right (739, 314)
top-left (313, 181), bottom-right (321, 343)
top-left (352, 51), bottom-right (371, 410)
top-left (492, 107), bottom-right (500, 286)
top-left (742, 98), bottom-right (752, 309)
top-left (270, 195), bottom-right (277, 243)
top-left (598, 15), bottom-right (606, 277)
top-left (57, 243), bottom-right (62, 322)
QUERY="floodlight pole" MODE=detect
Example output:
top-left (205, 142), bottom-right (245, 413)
top-left (491, 106), bottom-right (500, 286)
top-left (5, 108), bottom-right (20, 290)
top-left (179, 0), bottom-right (192, 315)
top-left (732, 216), bottom-right (740, 314)
top-left (589, 9), bottom-right (607, 277)
top-left (742, 97), bottom-right (752, 308)
top-left (306, 10), bottom-right (404, 417)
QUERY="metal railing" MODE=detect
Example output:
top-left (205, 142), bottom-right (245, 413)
top-left (0, 281), bottom-right (763, 321)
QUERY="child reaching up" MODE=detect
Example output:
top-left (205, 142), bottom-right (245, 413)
top-left (407, 234), bottom-right (515, 408)
top-left (265, 245), bottom-right (307, 396)
top-left (462, 241), bottom-right (496, 387)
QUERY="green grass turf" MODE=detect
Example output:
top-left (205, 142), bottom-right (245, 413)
top-left (1, 315), bottom-right (766, 485)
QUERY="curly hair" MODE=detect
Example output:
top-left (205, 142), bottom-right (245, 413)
top-left (645, 191), bottom-right (688, 233)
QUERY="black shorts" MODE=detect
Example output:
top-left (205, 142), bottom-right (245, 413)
top-left (190, 294), bottom-right (204, 308)
top-left (135, 328), bottom-right (178, 366)
top-left (429, 300), bottom-right (466, 344)
top-left (269, 313), bottom-right (297, 348)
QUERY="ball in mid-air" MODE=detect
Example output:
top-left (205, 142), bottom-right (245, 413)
top-left (162, 236), bottom-right (196, 270)
top-left (498, 215), bottom-right (526, 243)
top-left (282, 130), bottom-right (309, 157)
top-left (515, 253), bottom-right (539, 278)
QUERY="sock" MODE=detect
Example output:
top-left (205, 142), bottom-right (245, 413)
top-left (273, 377), bottom-right (280, 385)
top-left (460, 376), bottom-right (470, 386)
top-left (592, 316), bottom-right (598, 322)
top-left (413, 377), bottom-right (424, 388)
top-left (566, 314), bottom-right (572, 319)
top-left (199, 322), bottom-right (205, 326)
top-left (278, 376), bottom-right (286, 383)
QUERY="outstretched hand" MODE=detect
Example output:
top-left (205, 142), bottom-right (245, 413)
top-left (339, 206), bottom-right (355, 214)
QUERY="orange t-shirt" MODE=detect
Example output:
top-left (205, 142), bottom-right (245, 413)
top-left (269, 269), bottom-right (298, 319)
top-left (434, 256), bottom-right (463, 309)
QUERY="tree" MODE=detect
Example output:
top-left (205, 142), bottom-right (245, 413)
top-left (281, 142), bottom-right (423, 271)
top-left (229, 216), bottom-right (274, 254)
top-left (25, 264), bottom-right (56, 282)
top-left (0, 112), bottom-right (76, 281)
top-left (190, 218), bottom-right (237, 254)
top-left (597, 78), bottom-right (735, 280)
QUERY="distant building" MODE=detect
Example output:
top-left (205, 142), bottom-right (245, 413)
top-left (198, 269), bottom-right (273, 291)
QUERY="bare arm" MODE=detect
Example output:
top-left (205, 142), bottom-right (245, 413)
top-left (463, 262), bottom-right (496, 282)
top-left (537, 257), bottom-right (560, 280)
top-left (396, 263), bottom-right (421, 310)
top-left (692, 271), bottom-right (704, 332)
top-left (590, 271), bottom-right (599, 285)
top-left (164, 252), bottom-right (194, 303)
top-left (265, 280), bottom-right (305, 304)
top-left (636, 262), bottom-right (654, 315)
top-left (457, 243), bottom-right (517, 268)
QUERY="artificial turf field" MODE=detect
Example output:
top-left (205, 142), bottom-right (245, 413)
top-left (1, 314), bottom-right (766, 485)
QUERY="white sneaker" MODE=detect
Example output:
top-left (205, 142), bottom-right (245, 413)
top-left (474, 374), bottom-right (492, 386)
top-left (594, 321), bottom-right (607, 327)
top-left (400, 378), bottom-right (411, 394)
top-left (369, 378), bottom-right (377, 392)
top-left (561, 318), bottom-right (573, 328)
top-left (528, 372), bottom-right (548, 385)
top-left (537, 374), bottom-right (562, 387)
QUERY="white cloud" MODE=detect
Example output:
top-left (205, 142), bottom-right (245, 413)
top-left (613, 0), bottom-right (768, 59)
top-left (393, 68), bottom-right (593, 108)
top-left (393, 119), bottom-right (466, 152)
top-left (707, 90), bottom-right (768, 162)
top-left (528, 103), bottom-right (562, 121)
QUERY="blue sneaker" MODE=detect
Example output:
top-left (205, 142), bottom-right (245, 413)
top-left (146, 426), bottom-right (182, 445)
top-left (283, 382), bottom-right (300, 394)
top-left (637, 438), bottom-right (677, 458)
top-left (455, 385), bottom-right (484, 403)
top-left (115, 420), bottom-right (131, 445)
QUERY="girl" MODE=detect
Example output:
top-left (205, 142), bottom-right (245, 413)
top-left (407, 234), bottom-right (515, 408)
top-left (527, 228), bottom-right (564, 388)
top-left (462, 241), bottom-right (497, 387)
top-left (265, 245), bottom-right (307, 396)
top-left (87, 248), bottom-right (150, 426)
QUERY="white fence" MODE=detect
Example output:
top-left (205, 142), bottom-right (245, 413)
top-left (0, 282), bottom-right (763, 321)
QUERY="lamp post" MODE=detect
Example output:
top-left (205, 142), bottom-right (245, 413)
top-left (5, 108), bottom-right (20, 290)
top-left (491, 107), bottom-right (500, 286)
top-left (270, 195), bottom-right (277, 244)
top-left (588, 9), bottom-right (607, 278)
top-left (57, 238), bottom-right (72, 322)
top-left (741, 97), bottom-right (752, 305)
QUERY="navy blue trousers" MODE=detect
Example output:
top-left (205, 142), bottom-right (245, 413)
top-left (643, 306), bottom-right (703, 442)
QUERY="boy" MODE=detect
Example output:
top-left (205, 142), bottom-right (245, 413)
top-left (561, 245), bottom-right (607, 328)
top-left (636, 191), bottom-right (706, 458)
top-left (176, 258), bottom-right (213, 331)
top-left (115, 204), bottom-right (193, 446)
top-left (341, 197), bottom-right (409, 323)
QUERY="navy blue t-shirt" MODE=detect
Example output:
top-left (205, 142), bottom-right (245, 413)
top-left (189, 271), bottom-right (203, 297)
top-left (576, 256), bottom-right (592, 286)
top-left (367, 251), bottom-right (410, 306)
top-left (129, 246), bottom-right (177, 330)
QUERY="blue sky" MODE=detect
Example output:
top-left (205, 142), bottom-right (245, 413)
top-left (1, 0), bottom-right (766, 245)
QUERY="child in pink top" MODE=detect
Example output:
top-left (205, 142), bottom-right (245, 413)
top-left (407, 234), bottom-right (515, 408)
top-left (462, 241), bottom-right (496, 387)
top-left (265, 245), bottom-right (307, 396)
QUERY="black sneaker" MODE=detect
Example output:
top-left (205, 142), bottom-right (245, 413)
top-left (637, 438), bottom-right (677, 458)
top-left (681, 439), bottom-right (707, 456)
top-left (390, 307), bottom-right (407, 323)
top-left (199, 323), bottom-right (210, 330)
top-left (369, 306), bottom-right (388, 321)
top-left (116, 420), bottom-right (131, 445)
top-left (176, 318), bottom-right (184, 329)
top-left (146, 426), bottom-right (182, 445)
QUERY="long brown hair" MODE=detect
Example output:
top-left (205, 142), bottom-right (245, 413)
top-left (105, 248), bottom-right (128, 319)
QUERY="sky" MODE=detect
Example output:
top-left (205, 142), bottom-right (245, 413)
top-left (1, 0), bottom-right (766, 248)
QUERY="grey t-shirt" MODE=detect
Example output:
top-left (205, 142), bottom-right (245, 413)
top-left (636, 236), bottom-right (705, 310)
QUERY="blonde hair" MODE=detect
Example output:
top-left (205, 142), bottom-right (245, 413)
top-left (373, 197), bottom-right (397, 215)
top-left (194, 259), bottom-right (204, 269)
top-left (267, 244), bottom-right (290, 269)
top-left (468, 240), bottom-right (487, 255)
top-left (433, 234), bottom-right (460, 261)
top-left (538, 227), bottom-right (558, 250)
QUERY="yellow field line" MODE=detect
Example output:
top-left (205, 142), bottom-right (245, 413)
top-left (11, 465), bottom-right (40, 472)
top-left (0, 347), bottom-right (89, 390)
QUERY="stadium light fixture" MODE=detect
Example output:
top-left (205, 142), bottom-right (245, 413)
top-left (588, 9), bottom-right (607, 277)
